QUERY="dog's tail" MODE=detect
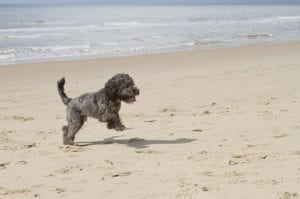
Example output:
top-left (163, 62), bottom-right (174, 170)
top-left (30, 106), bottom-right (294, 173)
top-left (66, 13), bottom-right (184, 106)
top-left (57, 77), bottom-right (71, 105)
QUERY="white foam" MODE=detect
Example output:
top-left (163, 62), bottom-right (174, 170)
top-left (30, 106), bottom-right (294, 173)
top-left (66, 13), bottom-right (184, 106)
top-left (276, 16), bottom-right (300, 20)
top-left (104, 22), bottom-right (141, 26)
top-left (0, 49), bottom-right (16, 60)
top-left (0, 24), bottom-right (99, 33)
top-left (0, 33), bottom-right (58, 40)
top-left (243, 34), bottom-right (274, 39)
top-left (0, 54), bottom-right (15, 60)
top-left (27, 44), bottom-right (92, 52)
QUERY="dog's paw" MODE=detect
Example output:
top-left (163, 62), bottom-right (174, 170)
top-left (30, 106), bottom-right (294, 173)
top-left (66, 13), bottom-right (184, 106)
top-left (63, 138), bottom-right (74, 145)
top-left (115, 125), bottom-right (126, 131)
top-left (107, 122), bottom-right (114, 129)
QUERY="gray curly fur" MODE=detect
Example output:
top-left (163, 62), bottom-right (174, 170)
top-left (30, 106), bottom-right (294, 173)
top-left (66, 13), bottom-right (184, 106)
top-left (57, 74), bottom-right (139, 145)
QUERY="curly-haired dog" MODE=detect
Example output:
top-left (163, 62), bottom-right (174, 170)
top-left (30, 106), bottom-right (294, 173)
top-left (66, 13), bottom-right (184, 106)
top-left (57, 74), bottom-right (139, 145)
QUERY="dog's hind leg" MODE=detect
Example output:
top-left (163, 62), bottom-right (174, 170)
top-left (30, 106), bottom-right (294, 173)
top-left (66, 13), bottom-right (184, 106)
top-left (64, 119), bottom-right (85, 145)
top-left (62, 125), bottom-right (68, 141)
top-left (63, 108), bottom-right (86, 145)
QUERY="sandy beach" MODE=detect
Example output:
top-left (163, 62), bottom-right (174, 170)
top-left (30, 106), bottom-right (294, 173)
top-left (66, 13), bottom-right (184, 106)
top-left (0, 42), bottom-right (300, 198)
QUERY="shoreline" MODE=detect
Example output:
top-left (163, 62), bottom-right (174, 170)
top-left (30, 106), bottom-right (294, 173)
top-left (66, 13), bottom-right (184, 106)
top-left (1, 40), bottom-right (299, 68)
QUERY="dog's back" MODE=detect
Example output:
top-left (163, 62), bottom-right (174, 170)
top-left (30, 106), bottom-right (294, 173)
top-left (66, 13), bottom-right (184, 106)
top-left (68, 91), bottom-right (108, 118)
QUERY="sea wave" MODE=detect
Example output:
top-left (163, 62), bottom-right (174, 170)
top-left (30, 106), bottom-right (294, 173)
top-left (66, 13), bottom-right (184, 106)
top-left (26, 44), bottom-right (92, 52)
top-left (0, 54), bottom-right (15, 60)
top-left (0, 33), bottom-right (58, 40)
top-left (104, 21), bottom-right (141, 26)
top-left (182, 40), bottom-right (225, 47)
top-left (0, 24), bottom-right (100, 33)
top-left (276, 16), bottom-right (300, 20)
top-left (246, 16), bottom-right (300, 24)
top-left (187, 17), bottom-right (209, 22)
top-left (0, 49), bottom-right (16, 60)
top-left (243, 34), bottom-right (274, 39)
top-left (218, 15), bottom-right (300, 25)
top-left (0, 44), bottom-right (94, 61)
top-left (99, 42), bottom-right (119, 46)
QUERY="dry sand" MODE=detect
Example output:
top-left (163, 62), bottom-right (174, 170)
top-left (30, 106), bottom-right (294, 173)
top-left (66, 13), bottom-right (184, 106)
top-left (0, 42), bottom-right (300, 199)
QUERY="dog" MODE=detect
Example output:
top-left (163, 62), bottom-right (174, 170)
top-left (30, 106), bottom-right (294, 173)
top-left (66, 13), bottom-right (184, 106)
top-left (57, 74), bottom-right (139, 145)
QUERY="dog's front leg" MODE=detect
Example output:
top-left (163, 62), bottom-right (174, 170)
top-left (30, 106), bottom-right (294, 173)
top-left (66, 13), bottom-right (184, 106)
top-left (105, 112), bottom-right (125, 131)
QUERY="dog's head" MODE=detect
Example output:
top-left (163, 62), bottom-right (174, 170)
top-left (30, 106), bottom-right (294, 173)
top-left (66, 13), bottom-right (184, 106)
top-left (105, 74), bottom-right (139, 103)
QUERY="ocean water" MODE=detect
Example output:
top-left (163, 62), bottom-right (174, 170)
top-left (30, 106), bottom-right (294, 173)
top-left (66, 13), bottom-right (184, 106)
top-left (0, 4), bottom-right (300, 64)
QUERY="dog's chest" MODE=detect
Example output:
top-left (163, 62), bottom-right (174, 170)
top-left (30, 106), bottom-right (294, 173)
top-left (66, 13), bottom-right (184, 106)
top-left (107, 100), bottom-right (121, 113)
top-left (96, 100), bottom-right (121, 122)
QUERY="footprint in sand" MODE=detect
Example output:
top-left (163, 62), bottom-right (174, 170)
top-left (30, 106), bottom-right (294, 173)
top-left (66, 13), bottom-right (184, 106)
top-left (293, 126), bottom-right (300, 130)
top-left (60, 146), bottom-right (88, 153)
top-left (55, 115), bottom-right (62, 119)
top-left (273, 134), bottom-right (289, 138)
top-left (15, 161), bottom-right (28, 165)
top-left (192, 129), bottom-right (203, 132)
top-left (0, 187), bottom-right (32, 196)
top-left (293, 151), bottom-right (300, 155)
top-left (128, 113), bottom-right (146, 118)
top-left (102, 171), bottom-right (132, 180)
top-left (12, 116), bottom-right (34, 122)
top-left (105, 160), bottom-right (114, 166)
top-left (278, 192), bottom-right (298, 199)
top-left (228, 153), bottom-right (268, 166)
top-left (228, 154), bottom-right (251, 165)
top-left (20, 143), bottom-right (38, 149)
top-left (0, 162), bottom-right (10, 170)
top-left (257, 110), bottom-right (274, 117)
top-left (144, 120), bottom-right (156, 123)
top-left (53, 188), bottom-right (66, 194)
top-left (0, 160), bottom-right (28, 170)
top-left (226, 171), bottom-right (244, 177)
top-left (202, 110), bottom-right (210, 115)
top-left (55, 168), bottom-right (72, 174)
top-left (258, 97), bottom-right (279, 106)
top-left (199, 171), bottom-right (216, 177)
top-left (217, 107), bottom-right (233, 115)
top-left (159, 107), bottom-right (184, 117)
top-left (0, 130), bottom-right (13, 137)
top-left (202, 186), bottom-right (210, 191)
top-left (0, 143), bottom-right (38, 151)
top-left (0, 115), bottom-right (34, 122)
top-left (135, 149), bottom-right (161, 154)
top-left (55, 164), bottom-right (87, 174)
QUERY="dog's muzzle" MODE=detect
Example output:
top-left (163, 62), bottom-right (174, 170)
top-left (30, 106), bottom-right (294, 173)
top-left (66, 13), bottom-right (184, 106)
top-left (129, 87), bottom-right (139, 103)
top-left (133, 87), bottom-right (139, 95)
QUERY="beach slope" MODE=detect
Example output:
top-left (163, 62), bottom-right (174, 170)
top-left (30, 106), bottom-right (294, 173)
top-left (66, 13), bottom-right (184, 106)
top-left (0, 42), bottom-right (300, 198)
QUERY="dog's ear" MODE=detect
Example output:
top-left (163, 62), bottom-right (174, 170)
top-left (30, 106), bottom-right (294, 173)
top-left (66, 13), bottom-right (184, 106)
top-left (104, 75), bottom-right (120, 98)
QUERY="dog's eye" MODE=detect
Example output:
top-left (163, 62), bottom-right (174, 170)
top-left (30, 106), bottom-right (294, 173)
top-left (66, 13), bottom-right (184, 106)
top-left (127, 84), bottom-right (133, 88)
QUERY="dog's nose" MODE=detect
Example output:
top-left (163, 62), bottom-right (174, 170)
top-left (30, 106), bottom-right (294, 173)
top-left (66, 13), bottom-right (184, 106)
top-left (133, 87), bottom-right (139, 95)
